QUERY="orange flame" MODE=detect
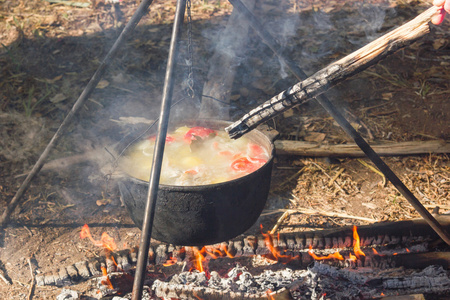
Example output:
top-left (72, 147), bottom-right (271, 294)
top-left (348, 253), bottom-right (357, 262)
top-left (80, 224), bottom-right (117, 251)
top-left (260, 225), bottom-right (299, 263)
top-left (266, 289), bottom-right (275, 300)
top-left (308, 246), bottom-right (344, 261)
top-left (100, 266), bottom-right (114, 290)
top-left (193, 247), bottom-right (206, 273)
top-left (352, 225), bottom-right (365, 258)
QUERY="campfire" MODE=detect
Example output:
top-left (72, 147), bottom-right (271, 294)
top-left (35, 216), bottom-right (450, 299)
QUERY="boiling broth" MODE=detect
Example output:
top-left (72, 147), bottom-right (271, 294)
top-left (119, 126), bottom-right (269, 186)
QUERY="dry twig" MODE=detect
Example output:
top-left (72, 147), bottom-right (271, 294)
top-left (358, 159), bottom-right (386, 186)
top-left (270, 210), bottom-right (291, 234)
top-left (27, 257), bottom-right (35, 300)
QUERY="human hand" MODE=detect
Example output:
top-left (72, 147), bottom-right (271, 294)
top-left (432, 0), bottom-right (450, 24)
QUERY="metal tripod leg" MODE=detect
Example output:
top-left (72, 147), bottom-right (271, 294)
top-left (131, 0), bottom-right (187, 299)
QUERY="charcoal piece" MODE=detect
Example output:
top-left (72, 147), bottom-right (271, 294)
top-left (58, 267), bottom-right (71, 286)
top-left (277, 236), bottom-right (287, 251)
top-left (294, 235), bottom-right (304, 250)
top-left (53, 271), bottom-right (64, 287)
top-left (343, 236), bottom-right (352, 248)
top-left (375, 235), bottom-right (384, 245)
top-left (243, 236), bottom-right (256, 256)
top-left (300, 252), bottom-right (314, 265)
top-left (332, 237), bottom-right (338, 249)
top-left (43, 273), bottom-right (56, 286)
top-left (312, 236), bottom-right (322, 248)
top-left (324, 237), bottom-right (332, 249)
top-left (224, 241), bottom-right (236, 257)
top-left (382, 235), bottom-right (391, 245)
top-left (401, 235), bottom-right (409, 243)
top-left (172, 246), bottom-right (186, 262)
top-left (105, 256), bottom-right (116, 273)
top-left (337, 236), bottom-right (345, 248)
top-left (66, 265), bottom-right (79, 282)
top-left (286, 236), bottom-right (295, 250)
top-left (305, 237), bottom-right (313, 248)
top-left (75, 261), bottom-right (91, 279)
top-left (233, 240), bottom-right (244, 257)
top-left (88, 260), bottom-right (102, 276)
top-left (183, 246), bottom-right (195, 262)
top-left (389, 235), bottom-right (400, 245)
top-left (364, 255), bottom-right (372, 267)
top-left (361, 236), bottom-right (374, 247)
top-left (256, 238), bottom-right (270, 255)
top-left (155, 244), bottom-right (168, 265)
top-left (36, 275), bottom-right (45, 286)
top-left (118, 254), bottom-right (131, 271)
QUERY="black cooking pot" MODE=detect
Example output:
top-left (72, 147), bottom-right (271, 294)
top-left (116, 119), bottom-right (276, 246)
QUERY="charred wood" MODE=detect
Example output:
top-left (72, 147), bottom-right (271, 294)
top-left (36, 216), bottom-right (450, 286)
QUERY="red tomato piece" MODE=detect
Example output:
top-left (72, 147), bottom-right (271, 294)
top-left (184, 169), bottom-right (198, 175)
top-left (248, 143), bottom-right (265, 158)
top-left (184, 126), bottom-right (216, 142)
top-left (231, 157), bottom-right (259, 173)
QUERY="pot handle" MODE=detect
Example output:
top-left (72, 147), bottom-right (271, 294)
top-left (256, 124), bottom-right (279, 142)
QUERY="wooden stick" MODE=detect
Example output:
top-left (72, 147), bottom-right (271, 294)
top-left (262, 207), bottom-right (378, 223)
top-left (226, 6), bottom-right (440, 139)
top-left (0, 271), bottom-right (11, 285)
top-left (27, 257), bottom-right (35, 300)
top-left (274, 140), bottom-right (450, 157)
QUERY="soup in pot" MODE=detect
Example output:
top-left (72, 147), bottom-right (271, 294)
top-left (118, 126), bottom-right (269, 186)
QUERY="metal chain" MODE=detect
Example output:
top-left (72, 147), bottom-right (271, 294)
top-left (186, 0), bottom-right (195, 98)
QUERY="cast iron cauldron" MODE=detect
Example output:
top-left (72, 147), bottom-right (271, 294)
top-left (116, 120), bottom-right (276, 246)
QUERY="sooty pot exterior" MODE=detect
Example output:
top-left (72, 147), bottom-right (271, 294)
top-left (117, 120), bottom-right (275, 246)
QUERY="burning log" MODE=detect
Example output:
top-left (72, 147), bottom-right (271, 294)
top-left (226, 6), bottom-right (440, 139)
top-left (35, 216), bottom-right (450, 287)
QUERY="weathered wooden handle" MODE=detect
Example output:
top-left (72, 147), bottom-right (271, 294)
top-left (226, 6), bottom-right (439, 139)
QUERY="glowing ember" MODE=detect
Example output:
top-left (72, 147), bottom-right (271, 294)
top-left (80, 224), bottom-right (117, 251)
top-left (352, 225), bottom-right (365, 258)
top-left (372, 248), bottom-right (385, 256)
top-left (163, 257), bottom-right (178, 267)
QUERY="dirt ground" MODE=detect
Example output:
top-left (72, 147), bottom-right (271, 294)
top-left (0, 0), bottom-right (449, 299)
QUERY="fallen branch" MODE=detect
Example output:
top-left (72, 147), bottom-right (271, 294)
top-left (226, 6), bottom-right (439, 139)
top-left (274, 140), bottom-right (450, 157)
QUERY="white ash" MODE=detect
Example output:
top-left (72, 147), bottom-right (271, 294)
top-left (56, 289), bottom-right (79, 300)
